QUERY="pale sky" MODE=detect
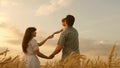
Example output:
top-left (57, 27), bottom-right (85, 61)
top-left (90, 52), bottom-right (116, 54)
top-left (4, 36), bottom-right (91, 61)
top-left (0, 0), bottom-right (120, 64)
top-left (0, 0), bottom-right (120, 41)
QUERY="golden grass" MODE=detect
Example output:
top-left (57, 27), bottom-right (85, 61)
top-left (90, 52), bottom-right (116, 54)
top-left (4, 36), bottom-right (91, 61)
top-left (0, 49), bottom-right (25, 68)
top-left (43, 44), bottom-right (120, 68)
top-left (0, 44), bottom-right (120, 68)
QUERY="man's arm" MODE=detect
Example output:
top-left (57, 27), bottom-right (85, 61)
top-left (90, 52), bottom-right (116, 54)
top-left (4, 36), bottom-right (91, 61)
top-left (49, 29), bottom-right (66, 58)
top-left (52, 29), bottom-right (63, 35)
top-left (49, 45), bottom-right (63, 58)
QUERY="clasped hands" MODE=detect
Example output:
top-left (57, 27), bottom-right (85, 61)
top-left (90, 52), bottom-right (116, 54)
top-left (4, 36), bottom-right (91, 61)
top-left (47, 54), bottom-right (55, 59)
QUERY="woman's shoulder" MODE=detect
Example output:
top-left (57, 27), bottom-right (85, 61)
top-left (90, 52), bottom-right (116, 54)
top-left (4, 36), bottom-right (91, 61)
top-left (29, 38), bottom-right (37, 44)
top-left (31, 38), bottom-right (36, 41)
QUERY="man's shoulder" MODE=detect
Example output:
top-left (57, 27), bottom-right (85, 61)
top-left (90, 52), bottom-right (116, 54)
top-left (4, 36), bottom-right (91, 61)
top-left (62, 27), bottom-right (78, 34)
top-left (72, 27), bottom-right (78, 31)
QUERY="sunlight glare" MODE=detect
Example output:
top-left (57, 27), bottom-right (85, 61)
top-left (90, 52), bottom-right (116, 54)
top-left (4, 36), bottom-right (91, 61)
top-left (0, 16), bottom-right (8, 23)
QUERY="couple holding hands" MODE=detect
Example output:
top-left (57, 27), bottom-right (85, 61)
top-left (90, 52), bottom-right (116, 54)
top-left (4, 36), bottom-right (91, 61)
top-left (20, 15), bottom-right (80, 68)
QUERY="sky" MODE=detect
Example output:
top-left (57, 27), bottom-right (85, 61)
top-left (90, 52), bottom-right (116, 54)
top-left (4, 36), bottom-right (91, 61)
top-left (0, 0), bottom-right (120, 64)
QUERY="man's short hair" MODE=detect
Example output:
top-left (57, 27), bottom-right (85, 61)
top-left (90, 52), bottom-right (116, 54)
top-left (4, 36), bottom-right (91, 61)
top-left (65, 15), bottom-right (75, 26)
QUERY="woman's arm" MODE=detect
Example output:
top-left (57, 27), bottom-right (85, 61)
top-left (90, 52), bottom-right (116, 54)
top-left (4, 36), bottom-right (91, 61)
top-left (34, 49), bottom-right (52, 59)
top-left (38, 35), bottom-right (53, 46)
top-left (38, 28), bottom-right (63, 46)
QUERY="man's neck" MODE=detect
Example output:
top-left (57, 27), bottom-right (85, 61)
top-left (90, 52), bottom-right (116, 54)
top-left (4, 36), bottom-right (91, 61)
top-left (64, 26), bottom-right (72, 29)
top-left (64, 26), bottom-right (68, 29)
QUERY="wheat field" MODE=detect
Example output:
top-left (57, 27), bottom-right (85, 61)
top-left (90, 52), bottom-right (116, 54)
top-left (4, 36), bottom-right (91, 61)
top-left (0, 45), bottom-right (120, 68)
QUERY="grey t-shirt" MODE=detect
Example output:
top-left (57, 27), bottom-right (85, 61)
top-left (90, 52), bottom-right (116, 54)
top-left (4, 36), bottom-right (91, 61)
top-left (57, 27), bottom-right (80, 61)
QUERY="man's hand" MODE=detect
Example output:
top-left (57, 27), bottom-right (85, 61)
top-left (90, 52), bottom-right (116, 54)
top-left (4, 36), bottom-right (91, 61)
top-left (48, 45), bottom-right (63, 59)
top-left (47, 35), bottom-right (54, 39)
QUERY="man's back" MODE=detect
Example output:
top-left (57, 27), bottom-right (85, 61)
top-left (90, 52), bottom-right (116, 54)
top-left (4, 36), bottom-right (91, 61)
top-left (57, 27), bottom-right (80, 60)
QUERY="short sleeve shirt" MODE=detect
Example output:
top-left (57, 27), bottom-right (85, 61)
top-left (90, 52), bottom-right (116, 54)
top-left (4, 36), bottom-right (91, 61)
top-left (27, 39), bottom-right (39, 55)
top-left (57, 27), bottom-right (80, 60)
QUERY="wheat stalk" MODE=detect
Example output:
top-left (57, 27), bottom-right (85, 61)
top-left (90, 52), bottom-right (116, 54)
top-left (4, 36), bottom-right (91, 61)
top-left (107, 45), bottom-right (116, 68)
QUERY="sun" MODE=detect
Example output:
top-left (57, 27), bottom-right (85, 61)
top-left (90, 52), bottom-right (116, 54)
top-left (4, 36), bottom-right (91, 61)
top-left (99, 41), bottom-right (104, 44)
top-left (0, 16), bottom-right (8, 23)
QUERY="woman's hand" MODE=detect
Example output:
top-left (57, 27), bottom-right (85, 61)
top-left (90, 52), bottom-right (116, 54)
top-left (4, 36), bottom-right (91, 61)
top-left (38, 35), bottom-right (54, 46)
top-left (46, 55), bottom-right (54, 59)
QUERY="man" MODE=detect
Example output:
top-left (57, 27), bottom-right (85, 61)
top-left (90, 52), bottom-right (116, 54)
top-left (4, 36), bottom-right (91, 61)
top-left (49, 15), bottom-right (80, 61)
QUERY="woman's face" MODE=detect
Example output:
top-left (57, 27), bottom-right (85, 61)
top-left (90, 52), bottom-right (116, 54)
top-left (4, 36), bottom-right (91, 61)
top-left (32, 31), bottom-right (36, 37)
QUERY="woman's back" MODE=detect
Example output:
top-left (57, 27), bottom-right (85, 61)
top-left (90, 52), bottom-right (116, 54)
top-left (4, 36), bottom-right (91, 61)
top-left (22, 39), bottom-right (40, 68)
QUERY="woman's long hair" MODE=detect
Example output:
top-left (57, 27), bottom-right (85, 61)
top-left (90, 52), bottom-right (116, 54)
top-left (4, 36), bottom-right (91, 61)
top-left (22, 27), bottom-right (36, 53)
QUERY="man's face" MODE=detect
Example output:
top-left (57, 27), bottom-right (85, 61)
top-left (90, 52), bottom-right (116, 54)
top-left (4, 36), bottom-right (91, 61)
top-left (62, 21), bottom-right (67, 27)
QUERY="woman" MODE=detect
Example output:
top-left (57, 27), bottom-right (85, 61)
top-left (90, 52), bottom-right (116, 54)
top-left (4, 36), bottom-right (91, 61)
top-left (20, 27), bottom-right (52, 68)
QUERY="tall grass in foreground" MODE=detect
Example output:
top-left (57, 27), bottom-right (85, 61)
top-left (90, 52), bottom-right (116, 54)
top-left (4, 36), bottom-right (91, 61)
top-left (0, 49), bottom-right (25, 68)
top-left (0, 45), bottom-right (120, 68)
top-left (43, 45), bottom-right (120, 68)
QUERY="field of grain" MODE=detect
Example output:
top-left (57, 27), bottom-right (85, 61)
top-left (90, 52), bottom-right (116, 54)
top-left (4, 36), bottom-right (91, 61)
top-left (0, 45), bottom-right (120, 68)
